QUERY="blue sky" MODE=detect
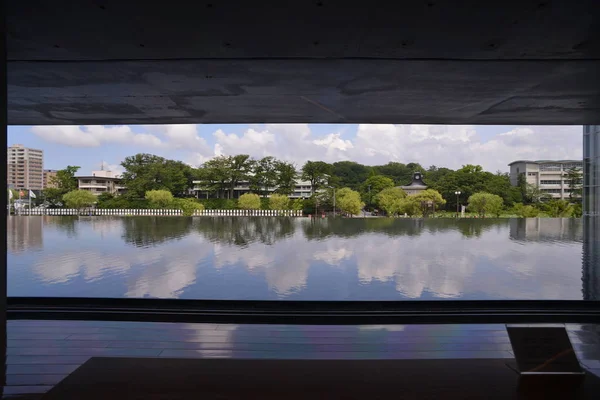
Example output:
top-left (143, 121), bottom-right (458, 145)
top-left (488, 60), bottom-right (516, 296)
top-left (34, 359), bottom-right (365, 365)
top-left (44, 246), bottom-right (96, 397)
top-left (7, 124), bottom-right (582, 175)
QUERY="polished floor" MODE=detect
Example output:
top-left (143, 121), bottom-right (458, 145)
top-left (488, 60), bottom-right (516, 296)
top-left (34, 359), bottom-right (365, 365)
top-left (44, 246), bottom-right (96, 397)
top-left (2, 320), bottom-right (600, 399)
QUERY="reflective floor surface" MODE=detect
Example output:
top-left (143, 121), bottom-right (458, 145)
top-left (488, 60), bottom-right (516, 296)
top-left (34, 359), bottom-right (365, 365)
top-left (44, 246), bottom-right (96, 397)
top-left (2, 320), bottom-right (600, 399)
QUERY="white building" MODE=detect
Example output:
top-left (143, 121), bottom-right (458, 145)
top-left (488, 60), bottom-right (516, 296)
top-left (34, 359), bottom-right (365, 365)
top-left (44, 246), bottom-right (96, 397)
top-left (508, 160), bottom-right (583, 200)
top-left (76, 170), bottom-right (126, 196)
top-left (193, 177), bottom-right (314, 199)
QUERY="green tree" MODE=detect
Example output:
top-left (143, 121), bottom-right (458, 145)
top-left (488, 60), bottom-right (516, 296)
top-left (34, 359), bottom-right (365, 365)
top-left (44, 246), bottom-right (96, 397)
top-left (227, 155), bottom-right (253, 199)
top-left (374, 162), bottom-right (423, 185)
top-left (121, 154), bottom-right (192, 198)
top-left (197, 156), bottom-right (231, 198)
top-left (174, 198), bottom-right (205, 216)
top-left (291, 198), bottom-right (304, 211)
top-left (413, 189), bottom-right (446, 217)
top-left (517, 173), bottom-right (528, 202)
top-left (424, 165), bottom-right (454, 187)
top-left (572, 203), bottom-right (583, 218)
top-left (467, 192), bottom-right (504, 217)
top-left (250, 156), bottom-right (278, 196)
top-left (543, 199), bottom-right (574, 217)
top-left (96, 192), bottom-right (114, 204)
top-left (42, 165), bottom-right (81, 207)
top-left (62, 190), bottom-right (97, 210)
top-left (374, 187), bottom-right (407, 217)
top-left (269, 194), bottom-right (290, 210)
top-left (362, 175), bottom-right (395, 205)
top-left (238, 193), bottom-right (261, 210)
top-left (145, 189), bottom-right (174, 209)
top-left (274, 161), bottom-right (297, 195)
top-left (336, 187), bottom-right (364, 216)
top-left (525, 183), bottom-right (550, 204)
top-left (332, 161), bottom-right (373, 191)
top-left (301, 161), bottom-right (332, 194)
top-left (53, 165), bottom-right (80, 192)
top-left (399, 196), bottom-right (422, 217)
top-left (430, 164), bottom-right (488, 211)
top-left (565, 167), bottom-right (582, 201)
top-left (513, 203), bottom-right (540, 218)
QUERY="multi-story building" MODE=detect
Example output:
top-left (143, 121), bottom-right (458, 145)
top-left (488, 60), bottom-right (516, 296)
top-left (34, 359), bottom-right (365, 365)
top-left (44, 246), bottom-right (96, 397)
top-left (508, 160), bottom-right (583, 200)
top-left (193, 177), bottom-right (314, 199)
top-left (7, 144), bottom-right (44, 191)
top-left (43, 169), bottom-right (58, 189)
top-left (76, 170), bottom-right (126, 196)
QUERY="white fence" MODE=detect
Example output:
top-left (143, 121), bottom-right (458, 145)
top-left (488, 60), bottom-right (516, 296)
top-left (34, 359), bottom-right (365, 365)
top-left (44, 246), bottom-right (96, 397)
top-left (18, 208), bottom-right (304, 217)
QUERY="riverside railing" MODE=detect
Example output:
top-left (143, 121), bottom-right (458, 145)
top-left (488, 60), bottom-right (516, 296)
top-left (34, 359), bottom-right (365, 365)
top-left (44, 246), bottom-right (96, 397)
top-left (16, 208), bottom-right (304, 217)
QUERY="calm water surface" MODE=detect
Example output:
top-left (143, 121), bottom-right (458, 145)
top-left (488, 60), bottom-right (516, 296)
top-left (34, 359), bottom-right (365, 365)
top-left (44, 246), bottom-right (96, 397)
top-left (6, 216), bottom-right (593, 300)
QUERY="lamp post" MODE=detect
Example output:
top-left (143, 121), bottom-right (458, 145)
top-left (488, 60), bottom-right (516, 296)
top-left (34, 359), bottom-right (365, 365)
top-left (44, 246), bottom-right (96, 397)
top-left (328, 187), bottom-right (336, 216)
top-left (455, 190), bottom-right (461, 218)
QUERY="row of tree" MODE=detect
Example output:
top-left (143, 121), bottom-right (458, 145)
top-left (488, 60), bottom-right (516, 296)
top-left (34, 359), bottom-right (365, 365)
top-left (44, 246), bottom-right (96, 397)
top-left (36, 153), bottom-right (582, 214)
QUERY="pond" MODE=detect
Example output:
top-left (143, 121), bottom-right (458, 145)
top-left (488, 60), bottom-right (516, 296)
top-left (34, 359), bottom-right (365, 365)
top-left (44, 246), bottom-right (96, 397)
top-left (6, 216), bottom-right (597, 301)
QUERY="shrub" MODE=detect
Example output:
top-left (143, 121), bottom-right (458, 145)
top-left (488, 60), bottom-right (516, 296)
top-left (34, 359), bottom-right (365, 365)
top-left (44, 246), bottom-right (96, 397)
top-left (238, 193), bottom-right (261, 210)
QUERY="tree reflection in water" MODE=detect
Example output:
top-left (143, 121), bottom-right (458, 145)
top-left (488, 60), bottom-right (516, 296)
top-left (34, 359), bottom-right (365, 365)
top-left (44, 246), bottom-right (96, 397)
top-left (7, 216), bottom-right (591, 301)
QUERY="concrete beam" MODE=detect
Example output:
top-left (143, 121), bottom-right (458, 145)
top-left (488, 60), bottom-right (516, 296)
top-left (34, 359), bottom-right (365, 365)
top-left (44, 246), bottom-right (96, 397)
top-left (8, 59), bottom-right (600, 125)
top-left (6, 0), bottom-right (600, 125)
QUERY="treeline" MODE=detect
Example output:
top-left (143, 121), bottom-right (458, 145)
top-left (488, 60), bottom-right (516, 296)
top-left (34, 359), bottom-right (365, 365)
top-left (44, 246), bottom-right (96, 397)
top-left (34, 153), bottom-right (582, 217)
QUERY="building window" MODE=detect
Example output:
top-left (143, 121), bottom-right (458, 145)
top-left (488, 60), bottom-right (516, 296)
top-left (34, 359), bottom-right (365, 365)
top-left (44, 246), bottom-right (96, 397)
top-left (540, 164), bottom-right (562, 171)
top-left (540, 180), bottom-right (562, 185)
top-left (527, 172), bottom-right (536, 176)
top-left (541, 189), bottom-right (562, 193)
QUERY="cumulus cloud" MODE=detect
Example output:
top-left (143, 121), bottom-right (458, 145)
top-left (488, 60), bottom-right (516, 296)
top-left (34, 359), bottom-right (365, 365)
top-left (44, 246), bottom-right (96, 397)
top-left (18, 217), bottom-right (584, 301)
top-left (29, 123), bottom-right (582, 172)
top-left (206, 124), bottom-right (582, 172)
top-left (31, 125), bottom-right (163, 148)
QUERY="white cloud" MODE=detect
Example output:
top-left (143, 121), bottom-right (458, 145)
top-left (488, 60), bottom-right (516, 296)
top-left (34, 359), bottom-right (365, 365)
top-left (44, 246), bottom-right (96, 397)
top-left (144, 124), bottom-right (211, 152)
top-left (31, 125), bottom-right (164, 148)
top-left (29, 124), bottom-right (582, 173)
top-left (207, 124), bottom-right (582, 172)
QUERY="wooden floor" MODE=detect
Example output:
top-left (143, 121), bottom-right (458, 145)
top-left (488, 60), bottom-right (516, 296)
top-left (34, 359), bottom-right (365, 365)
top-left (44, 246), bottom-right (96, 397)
top-left (2, 320), bottom-right (600, 399)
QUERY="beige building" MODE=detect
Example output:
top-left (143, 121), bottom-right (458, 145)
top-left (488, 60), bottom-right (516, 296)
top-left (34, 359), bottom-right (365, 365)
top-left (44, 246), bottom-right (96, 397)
top-left (399, 172), bottom-right (428, 195)
top-left (7, 144), bottom-right (44, 190)
top-left (43, 169), bottom-right (58, 189)
top-left (77, 170), bottom-right (126, 196)
top-left (509, 160), bottom-right (583, 200)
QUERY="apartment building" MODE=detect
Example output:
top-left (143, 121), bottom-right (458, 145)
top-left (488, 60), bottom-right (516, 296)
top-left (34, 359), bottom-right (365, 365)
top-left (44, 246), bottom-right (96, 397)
top-left (76, 170), bottom-right (126, 196)
top-left (193, 177), bottom-right (314, 199)
top-left (508, 160), bottom-right (583, 200)
top-left (43, 169), bottom-right (58, 189)
top-left (7, 144), bottom-right (44, 190)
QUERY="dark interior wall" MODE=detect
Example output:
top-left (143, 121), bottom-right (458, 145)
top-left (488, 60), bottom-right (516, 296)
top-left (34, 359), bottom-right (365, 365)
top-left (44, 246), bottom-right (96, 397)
top-left (1, 0), bottom-right (8, 392)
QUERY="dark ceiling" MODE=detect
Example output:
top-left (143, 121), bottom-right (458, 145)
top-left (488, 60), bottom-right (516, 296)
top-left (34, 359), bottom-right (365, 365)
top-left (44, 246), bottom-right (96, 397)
top-left (6, 0), bottom-right (600, 125)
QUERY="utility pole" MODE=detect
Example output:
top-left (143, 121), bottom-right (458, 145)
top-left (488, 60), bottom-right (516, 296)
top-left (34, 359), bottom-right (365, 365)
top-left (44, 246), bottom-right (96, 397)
top-left (455, 190), bottom-right (461, 218)
top-left (333, 188), bottom-right (336, 217)
top-left (328, 186), bottom-right (336, 216)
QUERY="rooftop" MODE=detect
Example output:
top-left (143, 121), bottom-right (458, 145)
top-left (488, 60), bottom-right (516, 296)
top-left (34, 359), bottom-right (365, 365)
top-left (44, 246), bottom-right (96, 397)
top-left (508, 160), bottom-right (583, 166)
